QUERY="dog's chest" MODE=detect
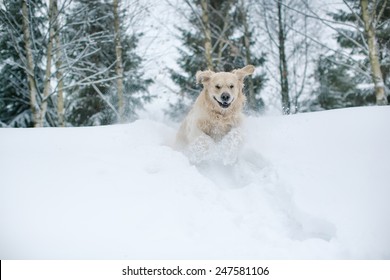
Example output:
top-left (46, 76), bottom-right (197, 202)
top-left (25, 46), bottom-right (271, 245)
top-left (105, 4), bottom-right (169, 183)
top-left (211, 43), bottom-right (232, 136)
top-left (198, 117), bottom-right (235, 142)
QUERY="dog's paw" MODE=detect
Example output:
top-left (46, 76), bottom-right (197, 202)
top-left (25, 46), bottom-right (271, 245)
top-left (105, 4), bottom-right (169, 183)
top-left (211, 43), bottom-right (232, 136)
top-left (188, 135), bottom-right (214, 164)
top-left (219, 128), bottom-right (244, 165)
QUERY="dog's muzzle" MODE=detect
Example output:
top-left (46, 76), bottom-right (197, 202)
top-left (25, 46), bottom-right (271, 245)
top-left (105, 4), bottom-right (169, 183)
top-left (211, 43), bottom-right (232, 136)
top-left (214, 92), bottom-right (233, 109)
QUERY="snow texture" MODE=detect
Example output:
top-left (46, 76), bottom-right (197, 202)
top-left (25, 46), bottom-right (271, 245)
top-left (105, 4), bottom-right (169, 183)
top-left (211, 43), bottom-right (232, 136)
top-left (0, 106), bottom-right (390, 259)
top-left (187, 128), bottom-right (243, 165)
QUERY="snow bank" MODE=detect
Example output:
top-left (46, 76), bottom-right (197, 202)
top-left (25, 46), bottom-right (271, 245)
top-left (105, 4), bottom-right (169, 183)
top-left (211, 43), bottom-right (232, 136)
top-left (0, 107), bottom-right (389, 259)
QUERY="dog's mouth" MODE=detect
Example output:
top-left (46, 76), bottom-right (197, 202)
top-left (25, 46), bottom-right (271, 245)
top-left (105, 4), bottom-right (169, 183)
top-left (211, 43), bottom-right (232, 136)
top-left (213, 97), bottom-right (233, 109)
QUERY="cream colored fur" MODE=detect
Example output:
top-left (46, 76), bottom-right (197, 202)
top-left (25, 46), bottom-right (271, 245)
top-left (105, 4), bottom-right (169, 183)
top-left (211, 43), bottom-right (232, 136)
top-left (176, 65), bottom-right (255, 150)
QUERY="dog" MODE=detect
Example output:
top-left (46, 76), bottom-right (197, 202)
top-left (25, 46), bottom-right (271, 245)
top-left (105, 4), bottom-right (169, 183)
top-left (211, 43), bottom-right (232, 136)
top-left (176, 65), bottom-right (255, 164)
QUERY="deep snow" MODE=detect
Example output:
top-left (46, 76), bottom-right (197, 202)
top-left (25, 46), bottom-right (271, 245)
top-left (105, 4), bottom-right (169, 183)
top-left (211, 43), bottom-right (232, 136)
top-left (0, 106), bottom-right (389, 259)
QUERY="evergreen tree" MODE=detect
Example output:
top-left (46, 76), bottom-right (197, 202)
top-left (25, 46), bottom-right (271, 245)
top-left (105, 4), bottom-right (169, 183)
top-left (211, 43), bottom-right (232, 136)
top-left (313, 53), bottom-right (375, 110)
top-left (0, 0), bottom-right (46, 127)
top-left (375, 1), bottom-right (390, 89)
top-left (168, 0), bottom-right (266, 120)
top-left (318, 0), bottom-right (390, 108)
top-left (64, 0), bottom-right (152, 126)
top-left (235, 0), bottom-right (267, 113)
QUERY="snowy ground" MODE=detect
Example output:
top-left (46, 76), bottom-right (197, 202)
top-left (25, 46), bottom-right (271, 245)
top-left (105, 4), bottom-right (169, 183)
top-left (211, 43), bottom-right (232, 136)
top-left (0, 106), bottom-right (389, 259)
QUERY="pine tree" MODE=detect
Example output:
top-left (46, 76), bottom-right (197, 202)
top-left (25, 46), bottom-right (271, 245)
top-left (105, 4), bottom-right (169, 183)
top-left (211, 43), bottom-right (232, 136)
top-left (313, 53), bottom-right (375, 110)
top-left (235, 0), bottom-right (266, 113)
top-left (323, 0), bottom-right (390, 107)
top-left (64, 0), bottom-right (152, 126)
top-left (168, 0), bottom-right (266, 120)
top-left (0, 0), bottom-right (46, 127)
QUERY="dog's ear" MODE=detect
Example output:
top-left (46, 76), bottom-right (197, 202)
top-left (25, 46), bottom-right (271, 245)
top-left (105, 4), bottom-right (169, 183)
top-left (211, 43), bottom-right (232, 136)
top-left (232, 65), bottom-right (255, 81)
top-left (196, 70), bottom-right (214, 84)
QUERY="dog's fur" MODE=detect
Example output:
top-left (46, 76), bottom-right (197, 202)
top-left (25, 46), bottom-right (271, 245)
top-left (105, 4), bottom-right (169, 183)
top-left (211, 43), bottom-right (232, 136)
top-left (176, 65), bottom-right (255, 150)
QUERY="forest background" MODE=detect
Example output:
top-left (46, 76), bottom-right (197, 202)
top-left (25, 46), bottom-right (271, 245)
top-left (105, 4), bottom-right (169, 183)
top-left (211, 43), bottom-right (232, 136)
top-left (0, 0), bottom-right (389, 127)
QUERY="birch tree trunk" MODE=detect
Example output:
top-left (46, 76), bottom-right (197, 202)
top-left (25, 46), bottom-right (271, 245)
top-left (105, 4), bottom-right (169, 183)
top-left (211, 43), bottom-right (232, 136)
top-left (360, 0), bottom-right (388, 105)
top-left (37, 0), bottom-right (55, 127)
top-left (113, 0), bottom-right (124, 122)
top-left (277, 0), bottom-right (291, 115)
top-left (53, 0), bottom-right (65, 127)
top-left (200, 0), bottom-right (213, 71)
top-left (22, 0), bottom-right (39, 126)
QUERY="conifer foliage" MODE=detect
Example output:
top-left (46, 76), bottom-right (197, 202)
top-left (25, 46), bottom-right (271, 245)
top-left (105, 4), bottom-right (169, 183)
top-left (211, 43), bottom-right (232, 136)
top-left (64, 0), bottom-right (152, 126)
top-left (314, 0), bottom-right (389, 109)
top-left (1, 1), bottom-right (389, 127)
top-left (0, 0), bottom-right (46, 127)
top-left (0, 0), bottom-right (152, 127)
top-left (168, 0), bottom-right (267, 120)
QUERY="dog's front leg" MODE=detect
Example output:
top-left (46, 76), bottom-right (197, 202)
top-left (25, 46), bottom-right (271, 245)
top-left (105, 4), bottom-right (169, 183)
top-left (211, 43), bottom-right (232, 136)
top-left (219, 127), bottom-right (244, 165)
top-left (188, 133), bottom-right (214, 164)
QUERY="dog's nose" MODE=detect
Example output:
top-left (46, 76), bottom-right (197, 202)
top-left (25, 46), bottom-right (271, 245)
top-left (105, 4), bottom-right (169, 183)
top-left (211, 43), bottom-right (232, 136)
top-left (221, 92), bottom-right (230, 102)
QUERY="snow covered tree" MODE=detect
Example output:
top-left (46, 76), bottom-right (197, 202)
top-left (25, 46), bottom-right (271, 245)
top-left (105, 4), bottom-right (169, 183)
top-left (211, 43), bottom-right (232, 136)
top-left (63, 0), bottom-right (152, 126)
top-left (113, 0), bottom-right (125, 122)
top-left (235, 0), bottom-right (267, 113)
top-left (53, 0), bottom-right (65, 127)
top-left (0, 0), bottom-right (77, 127)
top-left (168, 0), bottom-right (266, 120)
top-left (257, 0), bottom-right (319, 114)
top-left (313, 53), bottom-right (375, 109)
top-left (22, 0), bottom-right (41, 126)
top-left (277, 0), bottom-right (290, 114)
top-left (324, 0), bottom-right (389, 106)
top-left (35, 0), bottom-right (56, 127)
top-left (0, 0), bottom-right (46, 127)
top-left (360, 0), bottom-right (388, 105)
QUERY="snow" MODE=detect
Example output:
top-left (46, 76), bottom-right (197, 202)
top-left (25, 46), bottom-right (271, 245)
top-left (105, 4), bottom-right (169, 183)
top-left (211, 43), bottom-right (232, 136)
top-left (1, 106), bottom-right (390, 259)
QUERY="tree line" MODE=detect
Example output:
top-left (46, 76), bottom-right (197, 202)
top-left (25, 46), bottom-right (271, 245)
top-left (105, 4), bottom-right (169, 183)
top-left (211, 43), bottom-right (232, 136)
top-left (168, 0), bottom-right (389, 119)
top-left (0, 0), bottom-right (151, 127)
top-left (0, 0), bottom-right (389, 127)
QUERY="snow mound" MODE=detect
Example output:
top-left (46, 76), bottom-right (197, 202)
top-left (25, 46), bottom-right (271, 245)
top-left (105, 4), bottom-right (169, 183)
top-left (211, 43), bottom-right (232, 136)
top-left (0, 106), bottom-right (389, 259)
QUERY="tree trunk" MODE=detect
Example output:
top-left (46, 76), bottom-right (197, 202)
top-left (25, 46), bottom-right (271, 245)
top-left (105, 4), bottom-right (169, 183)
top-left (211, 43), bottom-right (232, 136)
top-left (360, 0), bottom-right (388, 105)
top-left (200, 0), bottom-right (213, 71)
top-left (277, 0), bottom-right (291, 115)
top-left (37, 0), bottom-right (55, 127)
top-left (113, 0), bottom-right (124, 122)
top-left (22, 0), bottom-right (39, 126)
top-left (240, 0), bottom-right (256, 111)
top-left (54, 0), bottom-right (65, 127)
top-left (213, 0), bottom-right (232, 69)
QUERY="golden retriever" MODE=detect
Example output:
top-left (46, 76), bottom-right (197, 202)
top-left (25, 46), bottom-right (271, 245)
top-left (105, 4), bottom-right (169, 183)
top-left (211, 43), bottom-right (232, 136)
top-left (176, 65), bottom-right (255, 164)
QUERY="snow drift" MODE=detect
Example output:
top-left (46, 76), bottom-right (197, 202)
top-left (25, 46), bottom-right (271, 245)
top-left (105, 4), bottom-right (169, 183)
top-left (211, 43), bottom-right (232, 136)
top-left (0, 106), bottom-right (389, 259)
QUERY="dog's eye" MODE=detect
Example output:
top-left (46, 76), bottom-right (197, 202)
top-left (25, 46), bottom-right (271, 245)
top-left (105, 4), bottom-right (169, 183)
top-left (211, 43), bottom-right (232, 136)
top-left (230, 85), bottom-right (234, 89)
top-left (215, 85), bottom-right (221, 90)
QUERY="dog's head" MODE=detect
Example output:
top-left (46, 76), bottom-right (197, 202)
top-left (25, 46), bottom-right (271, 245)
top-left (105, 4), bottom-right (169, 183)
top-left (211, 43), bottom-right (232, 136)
top-left (196, 65), bottom-right (255, 110)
